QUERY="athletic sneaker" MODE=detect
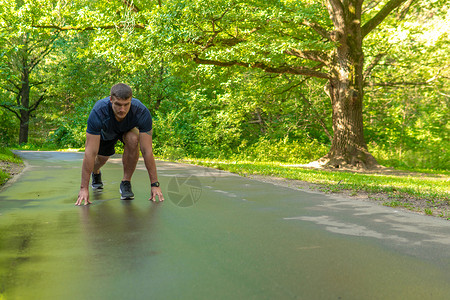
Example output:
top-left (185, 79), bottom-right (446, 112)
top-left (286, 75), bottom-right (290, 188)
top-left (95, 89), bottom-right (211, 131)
top-left (120, 181), bottom-right (134, 200)
top-left (91, 172), bottom-right (103, 189)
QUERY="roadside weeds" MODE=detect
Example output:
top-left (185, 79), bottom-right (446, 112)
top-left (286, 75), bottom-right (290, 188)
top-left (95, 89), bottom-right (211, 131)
top-left (182, 159), bottom-right (450, 220)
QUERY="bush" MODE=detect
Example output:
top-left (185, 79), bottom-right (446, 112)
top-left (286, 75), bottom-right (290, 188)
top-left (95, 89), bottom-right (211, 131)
top-left (45, 99), bottom-right (94, 148)
top-left (370, 143), bottom-right (450, 170)
top-left (232, 137), bottom-right (328, 164)
top-left (47, 124), bottom-right (86, 148)
top-left (0, 110), bottom-right (18, 146)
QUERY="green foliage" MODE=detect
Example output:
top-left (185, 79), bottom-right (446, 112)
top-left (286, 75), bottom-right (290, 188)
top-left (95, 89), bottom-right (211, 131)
top-left (232, 137), bottom-right (328, 164)
top-left (365, 83), bottom-right (449, 170)
top-left (363, 1), bottom-right (450, 170)
top-left (0, 147), bottom-right (22, 164)
top-left (152, 108), bottom-right (190, 159)
top-left (0, 147), bottom-right (22, 185)
top-left (150, 0), bottom-right (332, 63)
top-left (0, 0), bottom-right (448, 172)
top-left (45, 97), bottom-right (93, 148)
top-left (0, 0), bottom-right (65, 144)
top-left (145, 63), bottom-right (331, 162)
top-left (47, 124), bottom-right (85, 148)
top-left (383, 200), bottom-right (413, 209)
top-left (0, 110), bottom-right (17, 146)
top-left (424, 208), bottom-right (433, 216)
top-left (0, 171), bottom-right (7, 186)
top-left (369, 143), bottom-right (450, 171)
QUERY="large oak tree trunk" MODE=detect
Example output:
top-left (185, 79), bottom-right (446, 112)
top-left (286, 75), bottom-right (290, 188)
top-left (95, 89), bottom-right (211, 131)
top-left (320, 0), bottom-right (379, 169)
top-left (322, 74), bottom-right (378, 169)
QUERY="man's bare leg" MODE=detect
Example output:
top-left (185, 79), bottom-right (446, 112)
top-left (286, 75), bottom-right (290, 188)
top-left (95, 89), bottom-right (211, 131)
top-left (122, 128), bottom-right (140, 182)
top-left (93, 155), bottom-right (109, 174)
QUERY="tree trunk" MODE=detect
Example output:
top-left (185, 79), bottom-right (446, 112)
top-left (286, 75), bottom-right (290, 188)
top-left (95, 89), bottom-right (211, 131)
top-left (19, 112), bottom-right (29, 144)
top-left (320, 0), bottom-right (379, 169)
top-left (19, 70), bottom-right (30, 144)
top-left (322, 75), bottom-right (379, 169)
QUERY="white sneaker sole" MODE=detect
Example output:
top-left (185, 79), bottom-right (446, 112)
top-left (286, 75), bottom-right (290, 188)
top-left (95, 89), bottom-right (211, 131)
top-left (120, 188), bottom-right (134, 200)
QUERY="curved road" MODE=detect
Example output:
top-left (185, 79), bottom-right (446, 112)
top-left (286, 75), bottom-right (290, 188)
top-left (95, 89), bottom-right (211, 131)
top-left (0, 151), bottom-right (449, 299)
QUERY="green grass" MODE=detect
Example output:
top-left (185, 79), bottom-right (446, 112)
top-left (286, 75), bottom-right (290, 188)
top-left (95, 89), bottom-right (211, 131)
top-left (0, 147), bottom-right (23, 185)
top-left (0, 167), bottom-right (10, 184)
top-left (0, 148), bottom-right (22, 164)
top-left (13, 143), bottom-right (62, 151)
top-left (182, 159), bottom-right (450, 204)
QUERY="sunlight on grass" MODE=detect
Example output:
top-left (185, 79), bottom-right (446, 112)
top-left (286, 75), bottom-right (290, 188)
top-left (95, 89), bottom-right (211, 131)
top-left (184, 158), bottom-right (450, 203)
top-left (0, 148), bottom-right (22, 164)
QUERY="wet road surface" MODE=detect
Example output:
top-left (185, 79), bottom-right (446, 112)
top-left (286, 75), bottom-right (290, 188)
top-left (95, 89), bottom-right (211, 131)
top-left (1, 151), bottom-right (450, 299)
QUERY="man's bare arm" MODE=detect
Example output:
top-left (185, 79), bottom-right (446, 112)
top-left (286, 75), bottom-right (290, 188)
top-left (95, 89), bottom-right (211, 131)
top-left (76, 133), bottom-right (100, 205)
top-left (140, 130), bottom-right (164, 202)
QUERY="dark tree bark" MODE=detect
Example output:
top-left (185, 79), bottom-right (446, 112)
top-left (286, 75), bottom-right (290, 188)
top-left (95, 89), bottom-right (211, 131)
top-left (319, 0), bottom-right (379, 169)
top-left (19, 69), bottom-right (31, 144)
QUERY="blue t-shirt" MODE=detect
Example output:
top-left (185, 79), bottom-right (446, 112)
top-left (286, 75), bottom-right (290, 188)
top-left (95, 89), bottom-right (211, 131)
top-left (87, 97), bottom-right (153, 141)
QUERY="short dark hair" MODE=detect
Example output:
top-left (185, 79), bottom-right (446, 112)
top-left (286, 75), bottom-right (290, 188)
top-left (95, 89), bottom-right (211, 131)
top-left (110, 83), bottom-right (132, 100)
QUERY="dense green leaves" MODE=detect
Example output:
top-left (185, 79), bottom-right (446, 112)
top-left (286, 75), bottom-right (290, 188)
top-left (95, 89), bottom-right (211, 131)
top-left (363, 0), bottom-right (449, 169)
top-left (0, 0), bottom-right (448, 170)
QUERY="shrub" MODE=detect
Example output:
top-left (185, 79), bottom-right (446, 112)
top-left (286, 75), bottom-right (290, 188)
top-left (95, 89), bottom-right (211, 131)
top-left (233, 137), bottom-right (328, 164)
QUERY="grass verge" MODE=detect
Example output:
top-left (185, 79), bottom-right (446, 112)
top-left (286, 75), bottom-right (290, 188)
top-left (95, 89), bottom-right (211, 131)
top-left (0, 147), bottom-right (23, 186)
top-left (182, 159), bottom-right (450, 219)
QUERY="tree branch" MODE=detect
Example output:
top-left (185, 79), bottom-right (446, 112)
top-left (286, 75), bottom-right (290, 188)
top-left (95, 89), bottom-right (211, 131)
top-left (298, 91), bottom-right (333, 141)
top-left (365, 81), bottom-right (428, 87)
top-left (33, 23), bottom-right (145, 31)
top-left (361, 0), bottom-right (407, 38)
top-left (285, 49), bottom-right (329, 64)
top-left (29, 36), bottom-right (58, 72)
top-left (396, 0), bottom-right (416, 20)
top-left (192, 55), bottom-right (330, 79)
top-left (29, 92), bottom-right (46, 113)
top-left (362, 0), bottom-right (382, 14)
top-left (30, 81), bottom-right (45, 88)
top-left (282, 75), bottom-right (333, 141)
top-left (27, 39), bottom-right (45, 54)
top-left (15, 92), bottom-right (21, 107)
top-left (326, 0), bottom-right (346, 29)
top-left (0, 104), bottom-right (21, 120)
top-left (300, 20), bottom-right (332, 40)
top-left (1, 84), bottom-right (18, 94)
top-left (275, 76), bottom-right (309, 95)
top-left (363, 52), bottom-right (386, 81)
top-left (212, 6), bottom-right (231, 22)
top-left (193, 23), bottom-right (261, 50)
top-left (196, 36), bottom-right (246, 50)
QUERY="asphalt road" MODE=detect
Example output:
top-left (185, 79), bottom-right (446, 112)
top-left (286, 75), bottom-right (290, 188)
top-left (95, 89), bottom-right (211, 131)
top-left (1, 151), bottom-right (449, 299)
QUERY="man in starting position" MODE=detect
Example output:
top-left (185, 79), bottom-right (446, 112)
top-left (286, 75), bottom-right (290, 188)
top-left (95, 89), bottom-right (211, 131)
top-left (76, 83), bottom-right (164, 205)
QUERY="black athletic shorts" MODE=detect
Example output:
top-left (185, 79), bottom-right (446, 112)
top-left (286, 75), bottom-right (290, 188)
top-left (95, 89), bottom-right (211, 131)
top-left (98, 135), bottom-right (125, 156)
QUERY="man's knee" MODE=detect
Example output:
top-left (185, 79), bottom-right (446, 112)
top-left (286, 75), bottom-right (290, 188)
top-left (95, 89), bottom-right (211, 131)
top-left (123, 129), bottom-right (139, 148)
top-left (96, 155), bottom-right (110, 164)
